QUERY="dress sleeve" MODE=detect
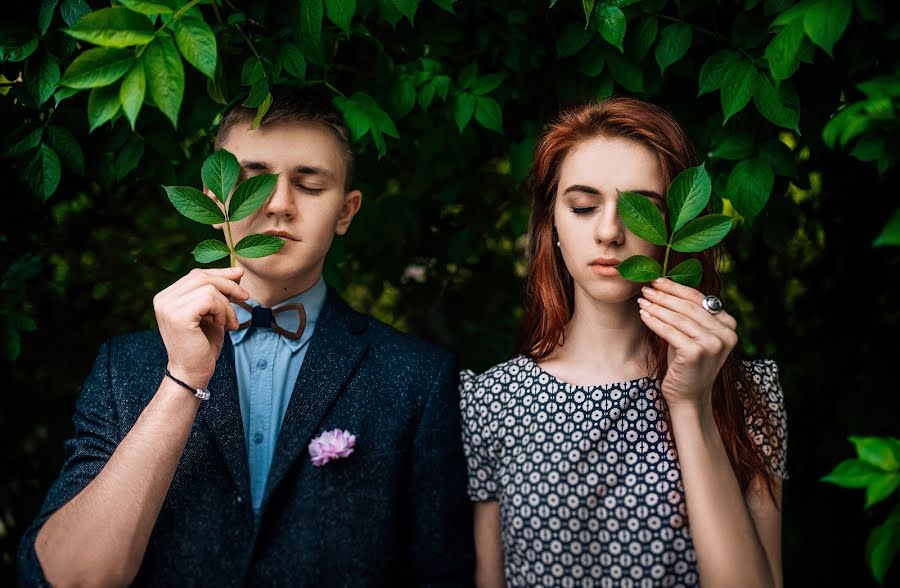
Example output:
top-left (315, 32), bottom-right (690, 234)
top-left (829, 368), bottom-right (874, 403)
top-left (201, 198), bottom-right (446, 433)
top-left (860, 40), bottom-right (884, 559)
top-left (459, 369), bottom-right (499, 501)
top-left (742, 359), bottom-right (789, 479)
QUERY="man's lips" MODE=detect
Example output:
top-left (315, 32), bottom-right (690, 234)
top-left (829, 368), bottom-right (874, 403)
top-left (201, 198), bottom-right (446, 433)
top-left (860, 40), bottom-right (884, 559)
top-left (263, 230), bottom-right (298, 241)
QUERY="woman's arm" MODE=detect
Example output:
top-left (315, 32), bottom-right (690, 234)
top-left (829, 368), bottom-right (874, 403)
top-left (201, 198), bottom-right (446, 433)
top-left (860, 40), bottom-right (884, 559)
top-left (668, 403), bottom-right (782, 587)
top-left (473, 501), bottom-right (506, 588)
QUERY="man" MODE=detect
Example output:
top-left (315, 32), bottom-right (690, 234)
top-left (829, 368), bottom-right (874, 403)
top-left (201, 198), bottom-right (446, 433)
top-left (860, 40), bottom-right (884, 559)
top-left (18, 88), bottom-right (474, 586)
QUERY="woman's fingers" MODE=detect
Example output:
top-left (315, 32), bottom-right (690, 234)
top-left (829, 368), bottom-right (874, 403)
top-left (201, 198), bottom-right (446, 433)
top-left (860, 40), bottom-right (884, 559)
top-left (638, 306), bottom-right (698, 351)
top-left (644, 279), bottom-right (737, 331)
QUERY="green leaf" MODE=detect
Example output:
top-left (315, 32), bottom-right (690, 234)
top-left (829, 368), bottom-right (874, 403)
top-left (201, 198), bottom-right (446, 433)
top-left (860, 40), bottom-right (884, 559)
top-left (822, 459), bottom-right (883, 488)
top-left (207, 59), bottom-right (227, 105)
top-left (45, 125), bottom-right (84, 174)
top-left (655, 22), bottom-right (692, 74)
top-left (120, 62), bottom-right (146, 129)
top-left (60, 0), bottom-right (90, 27)
top-left (474, 96), bottom-right (502, 133)
top-left (698, 50), bottom-right (739, 96)
top-left (726, 158), bottom-right (774, 222)
top-left (866, 473), bottom-right (900, 509)
top-left (582, 0), bottom-right (595, 25)
top-left (325, 0), bottom-right (355, 33)
top-left (432, 0), bottom-right (456, 13)
top-left (115, 137), bottom-right (144, 181)
top-left (243, 78), bottom-right (269, 108)
top-left (192, 239), bottom-right (231, 263)
top-left (0, 32), bottom-right (38, 62)
top-left (242, 57), bottom-right (265, 86)
top-left (235, 234), bottom-right (286, 258)
top-left (144, 33), bottom-right (184, 128)
top-left (390, 77), bottom-right (416, 117)
top-left (171, 15), bottom-right (217, 80)
top-left (720, 56), bottom-right (758, 123)
top-left (228, 174), bottom-right (279, 221)
top-left (557, 23), bottom-right (593, 57)
top-left (803, 0), bottom-right (851, 56)
top-left (754, 75), bottom-right (800, 132)
top-left (597, 4), bottom-right (626, 52)
top-left (164, 185), bottom-right (226, 224)
top-left (765, 22), bottom-right (804, 80)
top-left (60, 47), bottom-right (134, 88)
top-left (87, 84), bottom-right (121, 132)
top-left (606, 53), bottom-right (643, 92)
top-left (118, 0), bottom-right (175, 15)
top-left (281, 43), bottom-right (307, 81)
top-left (627, 15), bottom-right (657, 61)
top-left (454, 92), bottom-right (475, 133)
top-left (4, 125), bottom-right (43, 157)
top-left (667, 164), bottom-right (712, 233)
top-left (26, 53), bottom-right (60, 107)
top-left (251, 91), bottom-right (273, 130)
top-left (63, 7), bottom-right (154, 48)
top-left (866, 505), bottom-right (900, 583)
top-left (616, 255), bottom-right (662, 282)
top-left (873, 209), bottom-right (900, 247)
top-left (670, 215), bottom-right (734, 252)
top-left (391, 0), bottom-right (418, 23)
top-left (202, 149), bottom-right (241, 204)
top-left (617, 192), bottom-right (668, 246)
top-left (38, 0), bottom-right (60, 36)
top-left (26, 143), bottom-right (61, 200)
top-left (471, 73), bottom-right (506, 95)
top-left (333, 95), bottom-right (370, 141)
top-left (667, 259), bottom-right (703, 287)
top-left (851, 436), bottom-right (900, 471)
top-left (300, 0), bottom-right (324, 56)
top-left (710, 133), bottom-right (755, 160)
top-left (759, 138), bottom-right (798, 178)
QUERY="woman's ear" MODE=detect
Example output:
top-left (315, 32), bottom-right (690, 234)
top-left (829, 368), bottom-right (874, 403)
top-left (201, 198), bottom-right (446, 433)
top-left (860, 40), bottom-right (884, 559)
top-left (335, 190), bottom-right (362, 236)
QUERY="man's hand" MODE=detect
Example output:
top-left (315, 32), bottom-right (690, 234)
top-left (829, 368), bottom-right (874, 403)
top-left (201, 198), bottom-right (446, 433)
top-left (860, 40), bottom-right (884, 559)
top-left (154, 267), bottom-right (250, 388)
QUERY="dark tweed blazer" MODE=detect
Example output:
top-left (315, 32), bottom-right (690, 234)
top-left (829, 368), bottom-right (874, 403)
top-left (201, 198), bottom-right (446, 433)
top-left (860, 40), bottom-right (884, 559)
top-left (18, 287), bottom-right (475, 587)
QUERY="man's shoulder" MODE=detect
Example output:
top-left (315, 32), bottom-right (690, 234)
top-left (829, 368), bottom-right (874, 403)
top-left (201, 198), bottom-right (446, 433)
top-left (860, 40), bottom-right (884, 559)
top-left (356, 312), bottom-right (453, 374)
top-left (100, 329), bottom-right (167, 365)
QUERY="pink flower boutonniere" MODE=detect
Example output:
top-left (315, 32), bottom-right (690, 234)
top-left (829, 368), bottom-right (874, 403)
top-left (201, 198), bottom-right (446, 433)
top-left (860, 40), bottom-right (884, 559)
top-left (309, 428), bottom-right (356, 467)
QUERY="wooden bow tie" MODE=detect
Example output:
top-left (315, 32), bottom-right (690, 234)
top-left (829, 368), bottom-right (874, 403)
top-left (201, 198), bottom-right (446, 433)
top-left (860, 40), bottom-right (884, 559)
top-left (234, 301), bottom-right (306, 340)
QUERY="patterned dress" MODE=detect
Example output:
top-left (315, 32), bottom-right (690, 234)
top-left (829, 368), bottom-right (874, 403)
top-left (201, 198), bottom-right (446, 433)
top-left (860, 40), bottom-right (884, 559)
top-left (460, 355), bottom-right (787, 588)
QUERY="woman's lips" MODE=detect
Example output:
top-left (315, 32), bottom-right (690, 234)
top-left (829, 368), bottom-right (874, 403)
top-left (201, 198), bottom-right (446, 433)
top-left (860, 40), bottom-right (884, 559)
top-left (589, 264), bottom-right (620, 277)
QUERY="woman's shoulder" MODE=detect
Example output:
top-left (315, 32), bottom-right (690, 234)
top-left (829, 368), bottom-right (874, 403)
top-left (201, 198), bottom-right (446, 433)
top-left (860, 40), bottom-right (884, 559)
top-left (459, 354), bottom-right (533, 393)
top-left (739, 359), bottom-right (783, 402)
top-left (740, 358), bottom-right (789, 478)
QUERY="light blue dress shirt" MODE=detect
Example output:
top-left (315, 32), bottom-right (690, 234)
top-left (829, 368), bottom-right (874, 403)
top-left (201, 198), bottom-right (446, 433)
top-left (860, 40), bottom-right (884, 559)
top-left (229, 277), bottom-right (327, 512)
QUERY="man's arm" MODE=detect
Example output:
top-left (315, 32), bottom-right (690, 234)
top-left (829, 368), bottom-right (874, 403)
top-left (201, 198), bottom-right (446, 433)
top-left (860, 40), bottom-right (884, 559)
top-left (404, 354), bottom-right (476, 587)
top-left (19, 268), bottom-right (248, 587)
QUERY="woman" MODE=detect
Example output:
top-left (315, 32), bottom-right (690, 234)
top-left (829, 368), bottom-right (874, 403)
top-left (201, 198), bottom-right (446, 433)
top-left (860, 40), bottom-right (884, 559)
top-left (460, 97), bottom-right (787, 587)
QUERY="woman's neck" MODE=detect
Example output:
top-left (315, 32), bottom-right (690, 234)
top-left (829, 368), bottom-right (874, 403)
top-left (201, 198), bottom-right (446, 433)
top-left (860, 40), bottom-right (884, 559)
top-left (540, 286), bottom-right (651, 385)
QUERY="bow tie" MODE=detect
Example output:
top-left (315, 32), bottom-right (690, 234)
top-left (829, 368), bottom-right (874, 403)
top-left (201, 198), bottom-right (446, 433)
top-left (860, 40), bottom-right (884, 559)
top-left (234, 301), bottom-right (306, 340)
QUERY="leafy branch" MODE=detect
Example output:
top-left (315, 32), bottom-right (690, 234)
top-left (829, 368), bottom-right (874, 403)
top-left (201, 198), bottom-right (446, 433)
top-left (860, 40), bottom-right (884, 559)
top-left (615, 164), bottom-right (734, 286)
top-left (164, 149), bottom-right (284, 267)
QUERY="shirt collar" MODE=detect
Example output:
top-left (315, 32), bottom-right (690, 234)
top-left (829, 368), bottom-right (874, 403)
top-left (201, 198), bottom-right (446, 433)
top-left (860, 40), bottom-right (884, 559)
top-left (229, 277), bottom-right (328, 351)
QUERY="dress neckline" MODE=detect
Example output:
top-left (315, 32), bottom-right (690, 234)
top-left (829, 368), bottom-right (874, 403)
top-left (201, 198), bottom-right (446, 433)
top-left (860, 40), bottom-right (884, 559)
top-left (521, 355), bottom-right (657, 391)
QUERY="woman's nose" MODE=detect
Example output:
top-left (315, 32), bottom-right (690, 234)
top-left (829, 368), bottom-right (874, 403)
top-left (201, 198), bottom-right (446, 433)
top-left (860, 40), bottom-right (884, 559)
top-left (594, 206), bottom-right (625, 245)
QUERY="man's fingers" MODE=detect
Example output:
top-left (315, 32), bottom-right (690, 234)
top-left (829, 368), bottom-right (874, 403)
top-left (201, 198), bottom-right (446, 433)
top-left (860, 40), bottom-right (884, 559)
top-left (169, 270), bottom-right (250, 302)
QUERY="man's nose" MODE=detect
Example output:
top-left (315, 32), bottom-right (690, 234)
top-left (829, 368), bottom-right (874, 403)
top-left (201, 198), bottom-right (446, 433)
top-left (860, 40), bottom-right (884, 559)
top-left (261, 176), bottom-right (297, 218)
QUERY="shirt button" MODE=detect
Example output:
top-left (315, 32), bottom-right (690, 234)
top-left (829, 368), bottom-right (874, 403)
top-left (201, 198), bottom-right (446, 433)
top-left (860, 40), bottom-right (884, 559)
top-left (256, 359), bottom-right (267, 370)
top-left (254, 432), bottom-right (264, 444)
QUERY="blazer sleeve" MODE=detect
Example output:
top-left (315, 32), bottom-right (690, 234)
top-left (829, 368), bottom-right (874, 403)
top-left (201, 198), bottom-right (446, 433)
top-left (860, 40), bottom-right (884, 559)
top-left (403, 353), bottom-right (476, 588)
top-left (17, 341), bottom-right (121, 587)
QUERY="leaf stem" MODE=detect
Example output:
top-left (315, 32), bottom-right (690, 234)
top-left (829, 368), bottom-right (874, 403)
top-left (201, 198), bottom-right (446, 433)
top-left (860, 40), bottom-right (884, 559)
top-left (662, 242), bottom-right (672, 277)
top-left (135, 0), bottom-right (204, 59)
top-left (234, 24), bottom-right (268, 81)
top-left (225, 216), bottom-right (236, 268)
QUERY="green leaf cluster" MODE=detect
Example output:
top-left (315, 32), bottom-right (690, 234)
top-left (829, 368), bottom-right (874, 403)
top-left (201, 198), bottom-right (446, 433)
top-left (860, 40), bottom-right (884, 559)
top-left (616, 165), bottom-right (733, 286)
top-left (822, 436), bottom-right (900, 584)
top-left (165, 149), bottom-right (284, 265)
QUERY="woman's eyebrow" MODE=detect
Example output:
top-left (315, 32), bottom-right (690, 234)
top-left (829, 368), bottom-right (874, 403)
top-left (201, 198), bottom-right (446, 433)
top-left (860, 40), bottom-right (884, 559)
top-left (562, 184), bottom-right (600, 195)
top-left (627, 189), bottom-right (665, 202)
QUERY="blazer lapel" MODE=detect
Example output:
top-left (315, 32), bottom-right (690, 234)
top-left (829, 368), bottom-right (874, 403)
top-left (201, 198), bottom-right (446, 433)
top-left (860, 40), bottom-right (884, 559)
top-left (261, 287), bottom-right (368, 506)
top-left (201, 337), bottom-right (251, 500)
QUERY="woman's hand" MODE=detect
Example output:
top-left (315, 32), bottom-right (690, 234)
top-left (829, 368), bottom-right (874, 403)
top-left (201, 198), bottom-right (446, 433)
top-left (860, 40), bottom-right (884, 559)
top-left (636, 277), bottom-right (738, 410)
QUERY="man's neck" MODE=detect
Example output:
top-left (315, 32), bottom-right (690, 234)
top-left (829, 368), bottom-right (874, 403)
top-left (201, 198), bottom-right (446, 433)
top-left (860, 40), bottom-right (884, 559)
top-left (238, 269), bottom-right (323, 307)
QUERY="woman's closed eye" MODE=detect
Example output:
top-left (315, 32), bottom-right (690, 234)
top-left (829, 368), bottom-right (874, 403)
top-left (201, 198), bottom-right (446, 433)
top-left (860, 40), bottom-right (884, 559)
top-left (571, 206), bottom-right (598, 215)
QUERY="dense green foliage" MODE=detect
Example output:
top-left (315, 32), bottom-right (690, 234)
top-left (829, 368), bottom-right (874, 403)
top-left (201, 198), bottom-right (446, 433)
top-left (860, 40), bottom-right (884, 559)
top-left (2, 0), bottom-right (899, 584)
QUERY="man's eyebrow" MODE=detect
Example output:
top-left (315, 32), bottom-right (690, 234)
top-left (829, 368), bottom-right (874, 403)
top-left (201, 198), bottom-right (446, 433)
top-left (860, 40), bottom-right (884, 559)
top-left (239, 161), bottom-right (270, 171)
top-left (294, 165), bottom-right (336, 180)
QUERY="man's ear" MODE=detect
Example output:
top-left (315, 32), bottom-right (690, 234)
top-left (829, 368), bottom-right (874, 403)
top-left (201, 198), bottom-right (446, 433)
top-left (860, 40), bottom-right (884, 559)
top-left (203, 185), bottom-right (226, 231)
top-left (335, 190), bottom-right (362, 236)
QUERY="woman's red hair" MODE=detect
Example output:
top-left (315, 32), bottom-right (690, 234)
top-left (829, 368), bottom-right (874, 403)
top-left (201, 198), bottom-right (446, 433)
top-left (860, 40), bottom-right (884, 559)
top-left (517, 96), bottom-right (779, 497)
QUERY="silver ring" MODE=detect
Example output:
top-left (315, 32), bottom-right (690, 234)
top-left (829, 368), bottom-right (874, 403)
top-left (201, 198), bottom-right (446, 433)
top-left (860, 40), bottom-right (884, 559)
top-left (702, 295), bottom-right (723, 314)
